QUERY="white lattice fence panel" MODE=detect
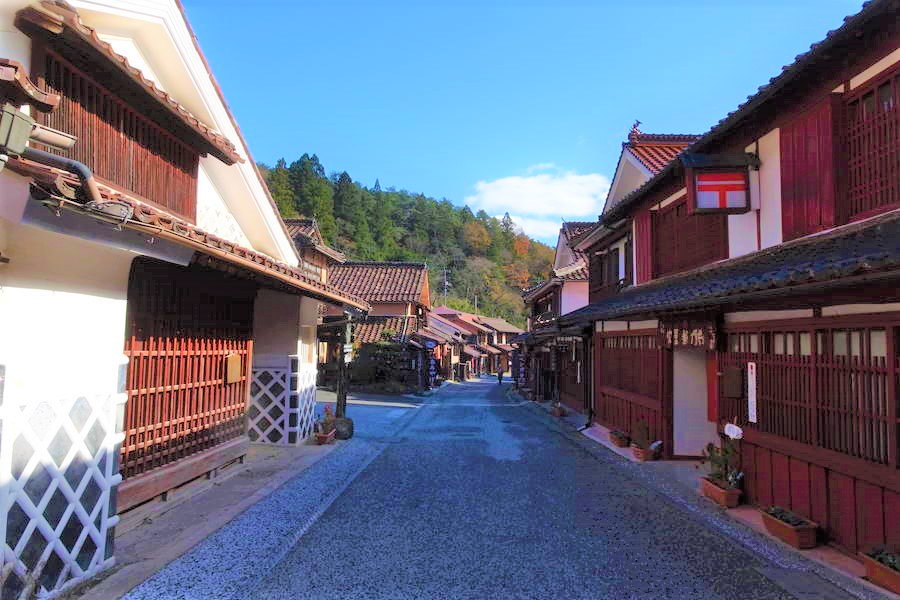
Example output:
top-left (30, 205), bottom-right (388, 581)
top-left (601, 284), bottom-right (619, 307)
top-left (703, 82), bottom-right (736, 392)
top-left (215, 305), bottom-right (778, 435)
top-left (1, 393), bottom-right (123, 599)
top-left (248, 369), bottom-right (289, 444)
top-left (290, 357), bottom-right (317, 443)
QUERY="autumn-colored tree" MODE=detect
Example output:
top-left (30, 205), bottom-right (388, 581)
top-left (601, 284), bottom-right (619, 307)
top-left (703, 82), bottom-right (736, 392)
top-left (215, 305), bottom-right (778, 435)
top-left (504, 263), bottom-right (531, 288)
top-left (512, 234), bottom-right (531, 257)
top-left (462, 221), bottom-right (491, 255)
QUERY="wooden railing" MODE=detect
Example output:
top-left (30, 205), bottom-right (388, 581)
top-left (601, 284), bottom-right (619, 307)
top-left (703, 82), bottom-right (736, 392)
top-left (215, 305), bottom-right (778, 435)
top-left (36, 50), bottom-right (199, 221)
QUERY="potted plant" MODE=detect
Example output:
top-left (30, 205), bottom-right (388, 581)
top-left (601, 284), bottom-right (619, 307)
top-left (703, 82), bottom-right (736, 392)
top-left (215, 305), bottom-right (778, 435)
top-left (698, 429), bottom-right (744, 508)
top-left (609, 430), bottom-right (630, 448)
top-left (630, 421), bottom-right (658, 461)
top-left (314, 406), bottom-right (336, 445)
top-left (550, 402), bottom-right (567, 417)
top-left (860, 545), bottom-right (900, 595)
top-left (761, 506), bottom-right (819, 549)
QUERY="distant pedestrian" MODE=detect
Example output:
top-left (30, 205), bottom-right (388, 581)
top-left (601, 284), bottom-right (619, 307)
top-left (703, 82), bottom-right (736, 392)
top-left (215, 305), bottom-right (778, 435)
top-left (497, 370), bottom-right (503, 385)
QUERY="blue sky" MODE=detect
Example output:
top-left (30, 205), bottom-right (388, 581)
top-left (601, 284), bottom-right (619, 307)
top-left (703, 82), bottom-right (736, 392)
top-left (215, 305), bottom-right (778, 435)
top-left (183, 0), bottom-right (862, 244)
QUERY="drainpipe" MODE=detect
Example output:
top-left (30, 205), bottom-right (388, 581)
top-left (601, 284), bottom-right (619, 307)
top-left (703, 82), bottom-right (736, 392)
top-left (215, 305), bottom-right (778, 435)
top-left (22, 146), bottom-right (103, 205)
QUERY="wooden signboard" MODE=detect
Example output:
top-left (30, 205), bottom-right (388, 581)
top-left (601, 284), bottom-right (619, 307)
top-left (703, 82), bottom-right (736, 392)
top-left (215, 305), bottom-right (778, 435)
top-left (224, 352), bottom-right (242, 385)
top-left (658, 318), bottom-right (719, 351)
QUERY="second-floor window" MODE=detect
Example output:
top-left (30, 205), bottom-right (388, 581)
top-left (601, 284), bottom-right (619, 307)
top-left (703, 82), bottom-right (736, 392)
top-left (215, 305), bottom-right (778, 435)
top-left (36, 50), bottom-right (200, 221)
top-left (846, 66), bottom-right (899, 220)
top-left (651, 199), bottom-right (727, 278)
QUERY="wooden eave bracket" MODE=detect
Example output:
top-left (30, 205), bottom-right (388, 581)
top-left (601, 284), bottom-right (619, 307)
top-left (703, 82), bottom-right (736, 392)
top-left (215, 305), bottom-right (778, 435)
top-left (15, 1), bottom-right (243, 165)
top-left (0, 58), bottom-right (60, 112)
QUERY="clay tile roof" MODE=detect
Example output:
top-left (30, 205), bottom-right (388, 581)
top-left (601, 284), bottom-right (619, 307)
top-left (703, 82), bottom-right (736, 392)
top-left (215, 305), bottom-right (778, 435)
top-left (476, 317), bottom-right (523, 334)
top-left (283, 218), bottom-right (345, 263)
top-left (8, 156), bottom-right (369, 311)
top-left (354, 316), bottom-right (415, 344)
top-left (558, 264), bottom-right (589, 281)
top-left (330, 261), bottom-right (428, 305)
top-left (0, 58), bottom-right (59, 111)
top-left (562, 221), bottom-right (598, 244)
top-left (561, 208), bottom-right (900, 326)
top-left (15, 0), bottom-right (242, 165)
top-left (622, 123), bottom-right (699, 175)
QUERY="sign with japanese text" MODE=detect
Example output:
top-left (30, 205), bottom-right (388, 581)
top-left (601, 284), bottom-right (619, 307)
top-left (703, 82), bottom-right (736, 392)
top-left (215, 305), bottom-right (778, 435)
top-left (747, 361), bottom-right (758, 423)
top-left (658, 319), bottom-right (719, 351)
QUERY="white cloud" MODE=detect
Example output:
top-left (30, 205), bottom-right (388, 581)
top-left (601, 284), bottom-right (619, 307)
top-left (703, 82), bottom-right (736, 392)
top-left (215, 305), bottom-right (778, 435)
top-left (465, 164), bottom-right (610, 242)
top-left (503, 215), bottom-right (565, 240)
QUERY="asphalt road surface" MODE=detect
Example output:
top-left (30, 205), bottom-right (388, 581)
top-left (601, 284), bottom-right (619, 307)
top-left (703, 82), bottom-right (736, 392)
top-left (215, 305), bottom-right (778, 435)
top-left (127, 377), bottom-right (868, 600)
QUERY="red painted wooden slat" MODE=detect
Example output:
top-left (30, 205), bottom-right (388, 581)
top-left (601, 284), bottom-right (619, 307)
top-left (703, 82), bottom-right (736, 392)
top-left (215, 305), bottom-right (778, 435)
top-left (756, 447), bottom-right (773, 507)
top-left (809, 465), bottom-right (829, 531)
top-left (885, 490), bottom-right (900, 547)
top-left (36, 51), bottom-right (199, 222)
top-left (741, 441), bottom-right (758, 504)
top-left (633, 211), bottom-right (652, 284)
top-left (772, 452), bottom-right (791, 507)
top-left (789, 457), bottom-right (812, 520)
top-left (828, 471), bottom-right (858, 553)
top-left (855, 480), bottom-right (885, 552)
top-left (122, 258), bottom-right (255, 479)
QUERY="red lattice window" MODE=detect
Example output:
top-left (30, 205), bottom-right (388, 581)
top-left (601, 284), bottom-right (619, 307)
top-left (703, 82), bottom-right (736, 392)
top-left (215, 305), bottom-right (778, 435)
top-left (36, 50), bottom-right (200, 221)
top-left (121, 258), bottom-right (255, 479)
top-left (719, 323), bottom-right (898, 467)
top-left (845, 66), bottom-right (900, 220)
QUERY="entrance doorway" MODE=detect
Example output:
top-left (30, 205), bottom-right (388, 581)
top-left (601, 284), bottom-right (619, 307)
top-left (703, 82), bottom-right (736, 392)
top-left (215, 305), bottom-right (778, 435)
top-left (672, 348), bottom-right (717, 456)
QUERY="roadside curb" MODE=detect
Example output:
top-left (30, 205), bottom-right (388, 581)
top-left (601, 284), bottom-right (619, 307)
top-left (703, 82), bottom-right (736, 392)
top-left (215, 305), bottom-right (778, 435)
top-left (515, 396), bottom-right (891, 600)
top-left (121, 404), bottom-right (424, 600)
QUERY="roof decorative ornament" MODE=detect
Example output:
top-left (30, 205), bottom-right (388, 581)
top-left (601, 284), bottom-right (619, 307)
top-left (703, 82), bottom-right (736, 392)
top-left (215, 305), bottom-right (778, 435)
top-left (628, 120), bottom-right (643, 143)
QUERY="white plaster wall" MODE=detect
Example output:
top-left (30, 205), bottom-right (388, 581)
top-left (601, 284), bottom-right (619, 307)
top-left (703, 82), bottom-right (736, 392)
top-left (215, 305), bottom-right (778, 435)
top-left (822, 303), bottom-right (900, 317)
top-left (560, 281), bottom-right (589, 315)
top-left (672, 349), bottom-right (717, 456)
top-left (753, 129), bottom-right (783, 250)
top-left (724, 309), bottom-right (813, 323)
top-left (727, 211), bottom-right (758, 258)
top-left (0, 222), bottom-right (132, 404)
top-left (196, 165), bottom-right (252, 248)
top-left (0, 221), bottom-right (130, 595)
top-left (253, 288), bottom-right (301, 359)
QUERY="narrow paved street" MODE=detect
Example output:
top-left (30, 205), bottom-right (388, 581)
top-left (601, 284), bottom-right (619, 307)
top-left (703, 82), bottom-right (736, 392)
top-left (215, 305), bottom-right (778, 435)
top-left (126, 378), bottom-right (864, 600)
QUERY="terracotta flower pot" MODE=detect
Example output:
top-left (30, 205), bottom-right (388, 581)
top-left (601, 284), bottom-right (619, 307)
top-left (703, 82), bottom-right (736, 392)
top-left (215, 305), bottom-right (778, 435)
top-left (315, 429), bottom-right (336, 445)
top-left (631, 445), bottom-right (655, 461)
top-left (761, 510), bottom-right (818, 549)
top-left (699, 477), bottom-right (742, 508)
top-left (609, 432), bottom-right (630, 448)
top-left (860, 551), bottom-right (900, 595)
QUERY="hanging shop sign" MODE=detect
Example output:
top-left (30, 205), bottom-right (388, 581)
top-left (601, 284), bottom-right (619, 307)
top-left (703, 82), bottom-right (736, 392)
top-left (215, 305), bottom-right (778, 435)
top-left (658, 318), bottom-right (719, 351)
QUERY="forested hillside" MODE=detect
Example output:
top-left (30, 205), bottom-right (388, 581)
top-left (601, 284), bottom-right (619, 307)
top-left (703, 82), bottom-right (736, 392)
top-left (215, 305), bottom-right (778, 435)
top-left (260, 154), bottom-right (555, 326)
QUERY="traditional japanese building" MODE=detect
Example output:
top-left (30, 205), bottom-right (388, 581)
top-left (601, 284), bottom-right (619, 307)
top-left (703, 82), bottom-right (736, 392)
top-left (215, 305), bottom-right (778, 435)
top-left (0, 1), bottom-right (367, 596)
top-left (322, 261), bottom-right (434, 389)
top-left (474, 316), bottom-right (523, 374)
top-left (562, 0), bottom-right (900, 556)
top-left (517, 221), bottom-right (593, 409)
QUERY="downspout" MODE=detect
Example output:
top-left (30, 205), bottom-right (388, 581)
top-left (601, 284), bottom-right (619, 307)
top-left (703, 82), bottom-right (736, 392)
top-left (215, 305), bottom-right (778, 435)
top-left (22, 146), bottom-right (103, 205)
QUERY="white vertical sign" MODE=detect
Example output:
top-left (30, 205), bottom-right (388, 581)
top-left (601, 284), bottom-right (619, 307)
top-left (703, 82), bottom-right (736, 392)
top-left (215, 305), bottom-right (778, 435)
top-left (747, 361), bottom-right (758, 423)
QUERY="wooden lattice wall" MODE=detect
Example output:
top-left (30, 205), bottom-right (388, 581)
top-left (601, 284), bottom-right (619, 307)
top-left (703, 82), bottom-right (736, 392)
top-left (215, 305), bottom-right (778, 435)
top-left (121, 258), bottom-right (255, 481)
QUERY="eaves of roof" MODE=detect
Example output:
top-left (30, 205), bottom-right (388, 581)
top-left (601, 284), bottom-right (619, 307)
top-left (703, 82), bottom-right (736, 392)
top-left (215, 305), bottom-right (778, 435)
top-left (560, 207), bottom-right (900, 327)
top-left (11, 157), bottom-right (370, 311)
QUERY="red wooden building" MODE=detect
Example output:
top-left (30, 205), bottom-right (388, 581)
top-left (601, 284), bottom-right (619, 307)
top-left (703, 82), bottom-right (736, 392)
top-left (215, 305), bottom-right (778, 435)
top-left (563, 0), bottom-right (900, 556)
